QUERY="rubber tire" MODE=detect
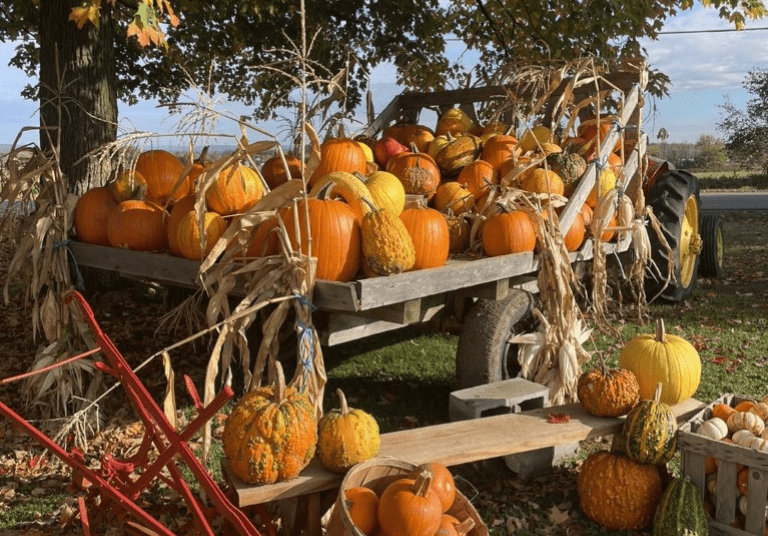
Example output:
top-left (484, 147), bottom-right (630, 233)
top-left (699, 214), bottom-right (725, 278)
top-left (455, 289), bottom-right (535, 390)
top-left (645, 169), bottom-right (701, 303)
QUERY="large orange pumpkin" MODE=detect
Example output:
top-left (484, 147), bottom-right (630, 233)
top-left (175, 210), bottom-right (228, 260)
top-left (310, 138), bottom-right (368, 187)
top-left (205, 164), bottom-right (263, 216)
top-left (481, 209), bottom-right (536, 257)
top-left (457, 159), bottom-right (497, 200)
top-left (106, 199), bottom-right (168, 252)
top-left (166, 195), bottom-right (196, 256)
top-left (134, 150), bottom-right (189, 205)
top-left (399, 205), bottom-right (450, 270)
top-left (280, 187), bottom-right (361, 282)
top-left (75, 186), bottom-right (119, 246)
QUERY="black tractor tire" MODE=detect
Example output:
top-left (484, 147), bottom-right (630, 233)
top-left (645, 169), bottom-right (701, 303)
top-left (699, 214), bottom-right (725, 278)
top-left (455, 289), bottom-right (535, 389)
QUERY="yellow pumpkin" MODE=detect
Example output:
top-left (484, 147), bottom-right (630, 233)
top-left (618, 318), bottom-right (701, 405)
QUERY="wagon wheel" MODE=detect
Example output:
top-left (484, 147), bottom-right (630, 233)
top-left (455, 289), bottom-right (535, 389)
top-left (645, 169), bottom-right (702, 303)
top-left (699, 214), bottom-right (725, 278)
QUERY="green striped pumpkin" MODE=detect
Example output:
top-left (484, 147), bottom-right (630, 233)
top-left (653, 477), bottom-right (709, 536)
top-left (623, 383), bottom-right (678, 465)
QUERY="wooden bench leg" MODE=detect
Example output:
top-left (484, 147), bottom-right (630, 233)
top-left (278, 493), bottom-right (324, 536)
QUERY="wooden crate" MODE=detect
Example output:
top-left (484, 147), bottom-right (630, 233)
top-left (678, 394), bottom-right (768, 535)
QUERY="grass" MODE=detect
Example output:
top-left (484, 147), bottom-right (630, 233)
top-left (694, 170), bottom-right (768, 191)
top-left (0, 478), bottom-right (69, 530)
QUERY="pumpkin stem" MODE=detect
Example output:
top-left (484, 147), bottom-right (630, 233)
top-left (315, 180), bottom-right (336, 200)
top-left (412, 469), bottom-right (434, 498)
top-left (596, 352), bottom-right (610, 376)
top-left (655, 318), bottom-right (667, 343)
top-left (359, 196), bottom-right (378, 214)
top-left (336, 388), bottom-right (350, 415)
top-left (653, 382), bottom-right (663, 404)
top-left (455, 517), bottom-right (476, 535)
top-left (272, 361), bottom-right (286, 403)
top-left (353, 171), bottom-right (369, 184)
top-left (409, 142), bottom-right (419, 154)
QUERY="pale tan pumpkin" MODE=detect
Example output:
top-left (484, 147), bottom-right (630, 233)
top-left (727, 411), bottom-right (765, 436)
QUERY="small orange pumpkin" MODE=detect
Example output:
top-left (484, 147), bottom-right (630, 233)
top-left (399, 205), bottom-right (450, 270)
top-left (346, 486), bottom-right (380, 536)
top-left (480, 134), bottom-right (519, 174)
top-left (310, 138), bottom-right (368, 187)
top-left (261, 154), bottom-right (302, 190)
top-left (377, 471), bottom-right (443, 536)
top-left (386, 147), bottom-right (441, 200)
top-left (166, 195), bottom-right (197, 256)
top-left (108, 169), bottom-right (146, 202)
top-left (75, 186), bottom-right (119, 246)
top-left (134, 149), bottom-right (189, 205)
top-left (245, 216), bottom-right (281, 258)
top-left (433, 181), bottom-right (474, 215)
top-left (175, 210), bottom-right (228, 260)
top-left (481, 208), bottom-right (536, 257)
top-left (106, 199), bottom-right (168, 252)
top-left (457, 159), bottom-right (497, 201)
top-left (407, 462), bottom-right (455, 513)
top-left (205, 164), bottom-right (263, 216)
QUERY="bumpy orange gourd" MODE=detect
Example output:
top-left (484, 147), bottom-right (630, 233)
top-left (377, 472), bottom-right (443, 536)
top-left (205, 164), bottom-right (263, 216)
top-left (481, 209), bottom-right (536, 257)
top-left (577, 353), bottom-right (639, 417)
top-left (175, 210), bottom-right (228, 260)
top-left (222, 363), bottom-right (317, 485)
top-left (386, 147), bottom-right (441, 200)
top-left (400, 205), bottom-right (450, 270)
top-left (578, 450), bottom-right (662, 531)
top-left (520, 168), bottom-right (564, 196)
top-left (345, 486), bottom-right (380, 536)
top-left (280, 184), bottom-right (361, 282)
top-left (134, 149), bottom-right (189, 204)
top-left (75, 186), bottom-right (118, 246)
top-left (316, 389), bottom-right (380, 473)
top-left (106, 199), bottom-right (167, 252)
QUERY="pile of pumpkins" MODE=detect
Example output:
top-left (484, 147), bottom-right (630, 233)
top-left (342, 462), bottom-right (475, 536)
top-left (73, 106), bottom-right (623, 283)
top-left (696, 396), bottom-right (768, 529)
top-left (74, 149), bottom-right (265, 261)
top-left (576, 318), bottom-right (710, 535)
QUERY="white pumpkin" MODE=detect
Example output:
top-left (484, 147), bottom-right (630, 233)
top-left (732, 429), bottom-right (758, 448)
top-left (727, 411), bottom-right (765, 436)
top-left (697, 417), bottom-right (728, 440)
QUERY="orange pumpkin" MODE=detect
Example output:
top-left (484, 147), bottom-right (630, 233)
top-left (386, 148), bottom-right (441, 200)
top-left (433, 181), bottom-right (474, 215)
top-left (280, 187), bottom-right (361, 282)
top-left (346, 486), bottom-right (380, 536)
top-left (310, 138), bottom-right (368, 187)
top-left (377, 472), bottom-right (443, 536)
top-left (175, 210), bottom-right (228, 260)
top-left (261, 154), bottom-right (302, 190)
top-left (457, 159), bottom-right (497, 201)
top-left (108, 169), bottom-right (146, 202)
top-left (399, 205), bottom-right (450, 270)
top-left (398, 124), bottom-right (435, 153)
top-left (134, 150), bottom-right (189, 205)
top-left (480, 134), bottom-right (519, 174)
top-left (205, 164), bottom-right (263, 216)
top-left (408, 462), bottom-right (455, 513)
top-left (435, 515), bottom-right (475, 536)
top-left (75, 186), bottom-right (119, 246)
top-left (245, 216), bottom-right (281, 257)
top-left (166, 195), bottom-right (197, 256)
top-left (482, 209), bottom-right (536, 257)
top-left (578, 115), bottom-right (622, 153)
top-left (106, 199), bottom-right (168, 252)
top-left (712, 402), bottom-right (737, 423)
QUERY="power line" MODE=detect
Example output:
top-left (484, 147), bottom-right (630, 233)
top-left (659, 26), bottom-right (768, 34)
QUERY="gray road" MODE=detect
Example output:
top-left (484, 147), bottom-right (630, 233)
top-left (701, 191), bottom-right (768, 212)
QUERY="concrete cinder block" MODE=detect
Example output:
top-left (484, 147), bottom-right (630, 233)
top-left (503, 442), bottom-right (581, 481)
top-left (448, 378), bottom-right (549, 422)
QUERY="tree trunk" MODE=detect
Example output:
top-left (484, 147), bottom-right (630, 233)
top-left (39, 0), bottom-right (118, 193)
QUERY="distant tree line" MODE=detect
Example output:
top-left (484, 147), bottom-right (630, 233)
top-left (647, 135), bottom-right (732, 172)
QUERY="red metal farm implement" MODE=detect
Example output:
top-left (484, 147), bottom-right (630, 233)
top-left (0, 290), bottom-right (265, 536)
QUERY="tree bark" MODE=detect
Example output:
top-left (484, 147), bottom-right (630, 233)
top-left (39, 0), bottom-right (118, 192)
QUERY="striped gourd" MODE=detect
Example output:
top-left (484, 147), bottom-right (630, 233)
top-left (623, 383), bottom-right (678, 465)
top-left (653, 477), bottom-right (709, 536)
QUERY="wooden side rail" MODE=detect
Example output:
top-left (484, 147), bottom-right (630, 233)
top-left (225, 397), bottom-right (705, 508)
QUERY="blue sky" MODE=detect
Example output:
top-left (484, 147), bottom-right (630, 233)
top-left (1, 5), bottom-right (767, 146)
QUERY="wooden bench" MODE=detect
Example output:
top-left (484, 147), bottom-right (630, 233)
top-left (224, 397), bottom-right (705, 535)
